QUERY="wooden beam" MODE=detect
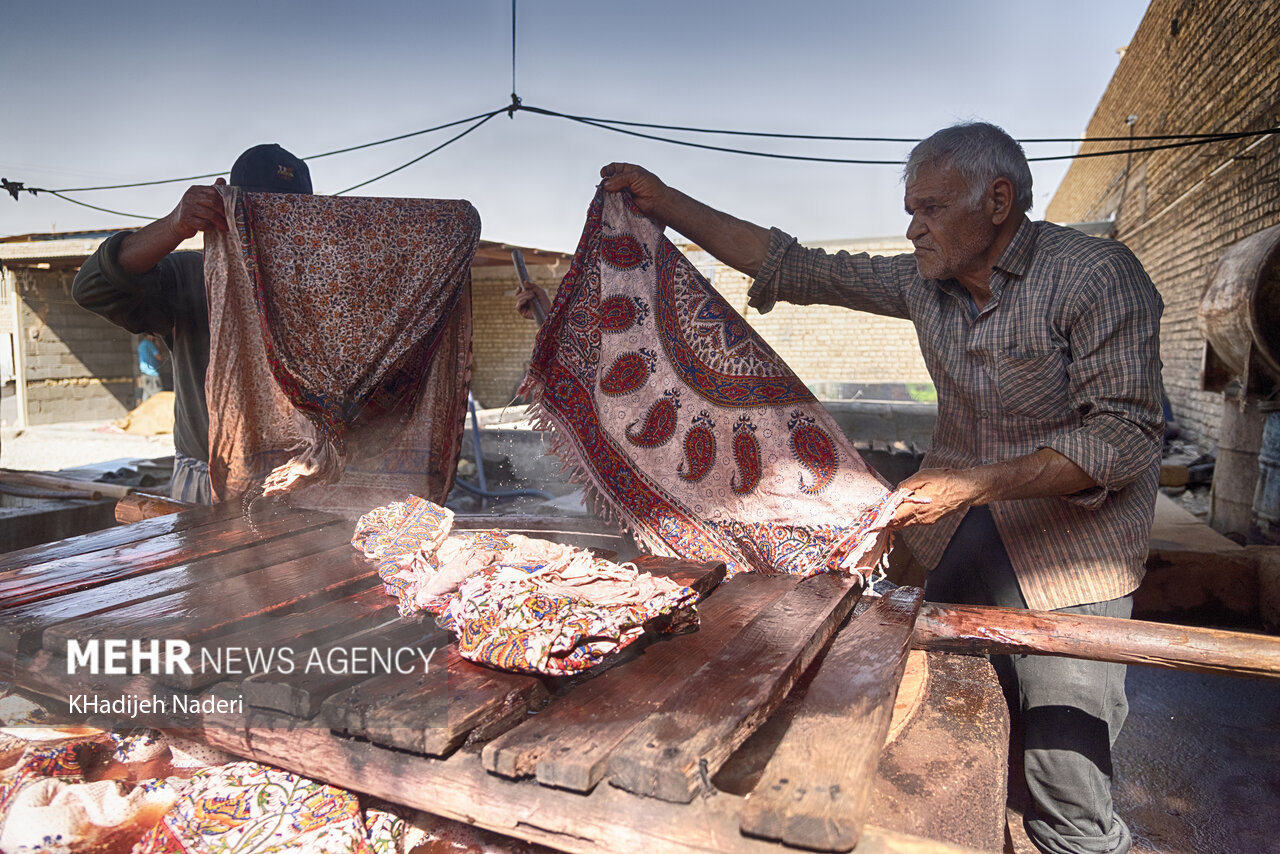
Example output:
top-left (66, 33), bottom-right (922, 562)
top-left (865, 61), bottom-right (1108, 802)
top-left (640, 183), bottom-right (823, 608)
top-left (913, 602), bottom-right (1280, 679)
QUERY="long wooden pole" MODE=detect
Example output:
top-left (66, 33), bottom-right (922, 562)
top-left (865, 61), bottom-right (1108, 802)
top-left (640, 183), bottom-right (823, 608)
top-left (912, 601), bottom-right (1280, 680)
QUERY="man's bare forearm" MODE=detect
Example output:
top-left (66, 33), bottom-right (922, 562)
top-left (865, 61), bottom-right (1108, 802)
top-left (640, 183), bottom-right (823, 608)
top-left (894, 448), bottom-right (1098, 527)
top-left (647, 186), bottom-right (771, 278)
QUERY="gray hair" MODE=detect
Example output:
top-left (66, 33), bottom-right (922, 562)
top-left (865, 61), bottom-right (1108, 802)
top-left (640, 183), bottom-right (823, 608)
top-left (904, 122), bottom-right (1034, 214)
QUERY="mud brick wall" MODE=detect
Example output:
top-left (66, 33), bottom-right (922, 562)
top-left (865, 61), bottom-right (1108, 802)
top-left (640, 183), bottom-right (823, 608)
top-left (1046, 0), bottom-right (1280, 447)
top-left (13, 267), bottom-right (134, 424)
top-left (469, 263), bottom-right (567, 409)
top-left (685, 240), bottom-right (933, 397)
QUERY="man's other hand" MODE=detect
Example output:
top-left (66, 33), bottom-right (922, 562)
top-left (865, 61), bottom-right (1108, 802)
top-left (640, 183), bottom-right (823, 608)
top-left (891, 466), bottom-right (989, 528)
top-left (165, 179), bottom-right (229, 241)
top-left (600, 163), bottom-right (669, 225)
top-left (516, 281), bottom-right (551, 321)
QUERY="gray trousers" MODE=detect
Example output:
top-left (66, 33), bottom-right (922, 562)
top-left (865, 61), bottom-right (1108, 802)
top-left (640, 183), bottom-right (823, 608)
top-left (924, 506), bottom-right (1132, 854)
top-left (170, 452), bottom-right (212, 505)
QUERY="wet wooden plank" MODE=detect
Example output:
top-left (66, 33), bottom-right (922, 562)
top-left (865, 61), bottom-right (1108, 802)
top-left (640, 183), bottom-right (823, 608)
top-left (0, 499), bottom-right (244, 574)
top-left (606, 572), bottom-right (863, 803)
top-left (240, 616), bottom-right (446, 719)
top-left (0, 523), bottom-right (353, 659)
top-left (324, 646), bottom-right (548, 756)
top-left (739, 587), bottom-right (923, 852)
top-left (0, 502), bottom-right (338, 609)
top-left (200, 704), bottom-right (988, 854)
top-left (156, 581), bottom-right (397, 690)
top-left (481, 572), bottom-right (797, 790)
top-left (42, 540), bottom-right (375, 653)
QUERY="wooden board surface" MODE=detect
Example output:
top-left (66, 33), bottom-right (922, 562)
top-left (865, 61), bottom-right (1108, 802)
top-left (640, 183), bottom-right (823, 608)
top-left (0, 506), bottom-right (1002, 854)
top-left (739, 586), bottom-right (923, 851)
top-left (606, 571), bottom-right (863, 803)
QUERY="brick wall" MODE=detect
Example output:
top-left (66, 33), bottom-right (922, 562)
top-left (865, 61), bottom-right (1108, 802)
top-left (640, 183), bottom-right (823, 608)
top-left (469, 262), bottom-right (567, 408)
top-left (1046, 0), bottom-right (1280, 447)
top-left (14, 267), bottom-right (134, 424)
top-left (684, 239), bottom-right (933, 397)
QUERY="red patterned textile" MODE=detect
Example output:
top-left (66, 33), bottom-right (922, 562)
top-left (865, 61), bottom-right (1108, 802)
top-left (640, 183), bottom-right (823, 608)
top-left (203, 189), bottom-right (479, 508)
top-left (522, 189), bottom-right (901, 579)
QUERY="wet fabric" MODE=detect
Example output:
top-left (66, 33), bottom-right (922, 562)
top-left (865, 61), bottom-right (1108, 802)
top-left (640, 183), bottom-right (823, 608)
top-left (353, 496), bottom-right (698, 675)
top-left (203, 188), bottom-right (479, 510)
top-left (520, 189), bottom-right (901, 580)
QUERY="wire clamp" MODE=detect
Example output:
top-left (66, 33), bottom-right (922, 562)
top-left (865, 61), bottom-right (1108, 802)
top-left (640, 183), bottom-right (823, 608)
top-left (507, 93), bottom-right (522, 119)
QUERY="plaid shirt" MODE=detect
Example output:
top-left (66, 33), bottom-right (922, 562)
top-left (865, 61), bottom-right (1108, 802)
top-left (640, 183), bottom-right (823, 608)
top-left (749, 217), bottom-right (1163, 611)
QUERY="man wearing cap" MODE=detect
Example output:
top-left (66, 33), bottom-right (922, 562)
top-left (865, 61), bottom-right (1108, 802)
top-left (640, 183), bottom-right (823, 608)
top-left (73, 144), bottom-right (312, 504)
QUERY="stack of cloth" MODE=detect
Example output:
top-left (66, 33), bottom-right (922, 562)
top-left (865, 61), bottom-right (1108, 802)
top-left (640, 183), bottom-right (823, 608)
top-left (353, 496), bottom-right (698, 675)
top-left (203, 189), bottom-right (480, 510)
top-left (0, 710), bottom-right (545, 853)
top-left (520, 188), bottom-right (904, 580)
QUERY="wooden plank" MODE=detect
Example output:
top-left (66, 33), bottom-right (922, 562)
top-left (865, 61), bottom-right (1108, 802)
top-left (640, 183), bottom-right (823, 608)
top-left (241, 616), bottom-right (446, 719)
top-left (42, 541), bottom-right (375, 653)
top-left (912, 602), bottom-right (1280, 680)
top-left (481, 572), bottom-right (797, 790)
top-left (0, 499), bottom-right (243, 574)
top-left (0, 502), bottom-right (337, 608)
top-left (739, 587), bottom-right (924, 852)
top-left (156, 581), bottom-right (396, 690)
top-left (628, 555), bottom-right (726, 596)
top-left (199, 705), bottom-right (988, 854)
top-left (606, 572), bottom-right (863, 803)
top-left (323, 645), bottom-right (548, 756)
top-left (0, 523), bottom-right (353, 659)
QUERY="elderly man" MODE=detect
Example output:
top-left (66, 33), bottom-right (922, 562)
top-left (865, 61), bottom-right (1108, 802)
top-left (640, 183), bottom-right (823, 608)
top-left (74, 144), bottom-right (312, 504)
top-left (602, 122), bottom-right (1162, 854)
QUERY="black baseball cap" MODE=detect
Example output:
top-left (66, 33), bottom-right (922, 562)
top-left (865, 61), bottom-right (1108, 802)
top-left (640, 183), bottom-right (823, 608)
top-left (229, 144), bottom-right (313, 194)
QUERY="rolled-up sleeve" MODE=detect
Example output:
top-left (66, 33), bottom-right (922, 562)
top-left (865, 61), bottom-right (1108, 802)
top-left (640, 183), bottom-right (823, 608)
top-left (748, 227), bottom-right (914, 318)
top-left (1042, 250), bottom-right (1164, 504)
top-left (73, 232), bottom-right (173, 335)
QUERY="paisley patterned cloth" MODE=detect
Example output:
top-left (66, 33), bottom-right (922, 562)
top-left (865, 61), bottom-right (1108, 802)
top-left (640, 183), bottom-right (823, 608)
top-left (0, 724), bottom-right (542, 854)
top-left (353, 496), bottom-right (698, 675)
top-left (203, 188), bottom-right (480, 508)
top-left (521, 189), bottom-right (902, 579)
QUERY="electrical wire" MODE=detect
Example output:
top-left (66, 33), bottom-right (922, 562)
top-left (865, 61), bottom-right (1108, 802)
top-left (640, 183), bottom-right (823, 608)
top-left (44, 191), bottom-right (155, 220)
top-left (334, 109), bottom-right (503, 195)
top-left (525, 110), bottom-right (1274, 144)
top-left (519, 104), bottom-right (1280, 165)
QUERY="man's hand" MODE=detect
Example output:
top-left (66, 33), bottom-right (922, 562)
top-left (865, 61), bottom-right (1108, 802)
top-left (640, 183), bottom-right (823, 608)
top-left (600, 163), bottom-right (671, 226)
top-left (117, 179), bottom-right (229, 276)
top-left (164, 179), bottom-right (229, 241)
top-left (891, 448), bottom-right (1100, 528)
top-left (515, 280), bottom-right (551, 322)
top-left (892, 467), bottom-right (989, 527)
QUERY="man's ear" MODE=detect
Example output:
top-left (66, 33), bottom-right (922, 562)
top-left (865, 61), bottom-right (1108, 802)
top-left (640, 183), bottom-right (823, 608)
top-left (989, 177), bottom-right (1014, 225)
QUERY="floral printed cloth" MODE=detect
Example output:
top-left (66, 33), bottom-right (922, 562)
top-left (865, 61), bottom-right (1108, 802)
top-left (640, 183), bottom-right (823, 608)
top-left (0, 722), bottom-right (547, 854)
top-left (203, 189), bottom-right (480, 509)
top-left (352, 496), bottom-right (699, 675)
top-left (520, 189), bottom-right (903, 579)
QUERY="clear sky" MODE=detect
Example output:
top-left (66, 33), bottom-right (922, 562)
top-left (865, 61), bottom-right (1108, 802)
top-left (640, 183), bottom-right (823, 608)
top-left (1, 1), bottom-right (1149, 251)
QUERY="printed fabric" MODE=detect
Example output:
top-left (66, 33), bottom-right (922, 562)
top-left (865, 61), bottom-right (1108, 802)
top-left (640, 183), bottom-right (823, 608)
top-left (203, 188), bottom-right (480, 510)
top-left (352, 496), bottom-right (699, 675)
top-left (520, 189), bottom-right (902, 579)
top-left (0, 722), bottom-right (532, 854)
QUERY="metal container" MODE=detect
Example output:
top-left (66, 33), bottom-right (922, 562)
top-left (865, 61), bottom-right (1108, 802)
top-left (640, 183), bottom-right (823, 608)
top-left (1198, 224), bottom-right (1280, 392)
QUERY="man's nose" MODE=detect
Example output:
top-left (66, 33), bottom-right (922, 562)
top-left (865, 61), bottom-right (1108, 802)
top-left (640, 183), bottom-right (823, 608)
top-left (905, 214), bottom-right (925, 241)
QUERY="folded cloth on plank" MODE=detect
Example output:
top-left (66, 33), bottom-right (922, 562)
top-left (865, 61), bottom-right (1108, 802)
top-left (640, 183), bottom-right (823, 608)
top-left (353, 496), bottom-right (698, 675)
top-left (519, 188), bottom-right (903, 580)
top-left (203, 188), bottom-right (479, 510)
